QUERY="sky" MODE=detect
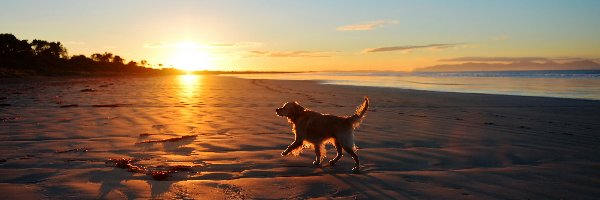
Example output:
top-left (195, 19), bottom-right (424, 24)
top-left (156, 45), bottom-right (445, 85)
top-left (1, 0), bottom-right (599, 71)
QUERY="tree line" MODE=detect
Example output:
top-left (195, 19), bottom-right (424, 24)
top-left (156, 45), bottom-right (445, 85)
top-left (0, 33), bottom-right (180, 76)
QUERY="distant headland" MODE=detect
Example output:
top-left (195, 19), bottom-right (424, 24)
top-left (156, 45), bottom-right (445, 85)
top-left (414, 59), bottom-right (600, 72)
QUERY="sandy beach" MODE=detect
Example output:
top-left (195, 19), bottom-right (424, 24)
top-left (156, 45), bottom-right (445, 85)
top-left (1, 74), bottom-right (599, 199)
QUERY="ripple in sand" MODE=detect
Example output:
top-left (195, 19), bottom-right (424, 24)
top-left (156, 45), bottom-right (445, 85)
top-left (92, 104), bottom-right (132, 107)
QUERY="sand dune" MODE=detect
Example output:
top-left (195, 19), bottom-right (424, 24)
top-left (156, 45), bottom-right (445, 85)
top-left (1, 75), bottom-right (599, 199)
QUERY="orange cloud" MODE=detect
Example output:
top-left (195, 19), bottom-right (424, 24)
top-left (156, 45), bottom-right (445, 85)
top-left (144, 42), bottom-right (261, 49)
top-left (336, 20), bottom-right (398, 31)
top-left (246, 51), bottom-right (334, 58)
top-left (207, 42), bottom-right (262, 48)
top-left (363, 43), bottom-right (460, 53)
top-left (439, 56), bottom-right (598, 63)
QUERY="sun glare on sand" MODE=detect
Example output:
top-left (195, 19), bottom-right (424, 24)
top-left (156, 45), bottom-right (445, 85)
top-left (170, 41), bottom-right (214, 72)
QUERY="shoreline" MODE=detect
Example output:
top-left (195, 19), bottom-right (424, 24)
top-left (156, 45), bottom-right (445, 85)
top-left (328, 81), bottom-right (600, 103)
top-left (221, 71), bottom-right (600, 101)
top-left (239, 76), bottom-right (600, 104)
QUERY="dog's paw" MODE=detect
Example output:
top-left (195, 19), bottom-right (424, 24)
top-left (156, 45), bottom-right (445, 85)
top-left (351, 166), bottom-right (360, 174)
top-left (312, 160), bottom-right (321, 166)
top-left (328, 160), bottom-right (336, 167)
top-left (281, 151), bottom-right (289, 156)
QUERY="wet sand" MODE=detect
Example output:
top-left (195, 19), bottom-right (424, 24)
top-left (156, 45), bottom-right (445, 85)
top-left (1, 75), bottom-right (599, 199)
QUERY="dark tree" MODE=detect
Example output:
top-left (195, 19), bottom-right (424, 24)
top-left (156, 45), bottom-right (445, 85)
top-left (48, 41), bottom-right (67, 58)
top-left (90, 53), bottom-right (103, 62)
top-left (31, 39), bottom-right (68, 58)
top-left (91, 52), bottom-right (114, 63)
top-left (112, 55), bottom-right (124, 64)
top-left (140, 60), bottom-right (148, 67)
top-left (31, 40), bottom-right (50, 56)
top-left (0, 33), bottom-right (32, 56)
top-left (126, 61), bottom-right (137, 67)
top-left (100, 52), bottom-right (114, 63)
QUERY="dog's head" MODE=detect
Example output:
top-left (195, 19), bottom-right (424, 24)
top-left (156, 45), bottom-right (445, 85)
top-left (275, 101), bottom-right (304, 119)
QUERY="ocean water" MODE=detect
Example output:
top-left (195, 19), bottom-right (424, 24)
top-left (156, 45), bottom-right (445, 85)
top-left (223, 70), bottom-right (600, 100)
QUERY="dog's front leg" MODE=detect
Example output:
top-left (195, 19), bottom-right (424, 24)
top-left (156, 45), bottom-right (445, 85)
top-left (281, 140), bottom-right (303, 156)
top-left (313, 143), bottom-right (322, 166)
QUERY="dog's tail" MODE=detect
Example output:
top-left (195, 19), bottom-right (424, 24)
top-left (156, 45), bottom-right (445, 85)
top-left (348, 96), bottom-right (369, 129)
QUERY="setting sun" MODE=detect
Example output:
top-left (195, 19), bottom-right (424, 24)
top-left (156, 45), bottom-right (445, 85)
top-left (170, 41), bottom-right (214, 72)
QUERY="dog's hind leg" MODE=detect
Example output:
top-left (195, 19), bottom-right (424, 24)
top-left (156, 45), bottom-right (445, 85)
top-left (281, 139), bottom-right (303, 156)
top-left (343, 145), bottom-right (360, 173)
top-left (339, 132), bottom-right (360, 173)
top-left (329, 139), bottom-right (343, 167)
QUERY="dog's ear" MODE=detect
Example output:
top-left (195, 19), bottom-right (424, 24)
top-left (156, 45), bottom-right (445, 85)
top-left (293, 102), bottom-right (304, 115)
top-left (287, 101), bottom-right (303, 119)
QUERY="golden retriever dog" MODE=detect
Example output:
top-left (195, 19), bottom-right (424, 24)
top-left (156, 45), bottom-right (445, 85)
top-left (276, 97), bottom-right (369, 173)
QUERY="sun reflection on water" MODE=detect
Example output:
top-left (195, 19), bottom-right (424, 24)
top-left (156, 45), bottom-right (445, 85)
top-left (178, 74), bottom-right (202, 100)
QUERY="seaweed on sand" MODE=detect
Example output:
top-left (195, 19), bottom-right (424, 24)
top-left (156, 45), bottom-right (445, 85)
top-left (135, 135), bottom-right (197, 144)
top-left (105, 158), bottom-right (195, 181)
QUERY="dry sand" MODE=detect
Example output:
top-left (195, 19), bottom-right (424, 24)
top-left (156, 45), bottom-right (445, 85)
top-left (0, 75), bottom-right (599, 199)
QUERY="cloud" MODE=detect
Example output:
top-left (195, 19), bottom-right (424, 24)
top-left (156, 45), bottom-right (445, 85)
top-left (246, 50), bottom-right (334, 58)
top-left (438, 56), bottom-right (595, 63)
top-left (363, 43), bottom-right (460, 53)
top-left (207, 42), bottom-right (261, 48)
top-left (144, 42), bottom-right (261, 49)
top-left (336, 20), bottom-right (398, 31)
top-left (550, 57), bottom-right (593, 62)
